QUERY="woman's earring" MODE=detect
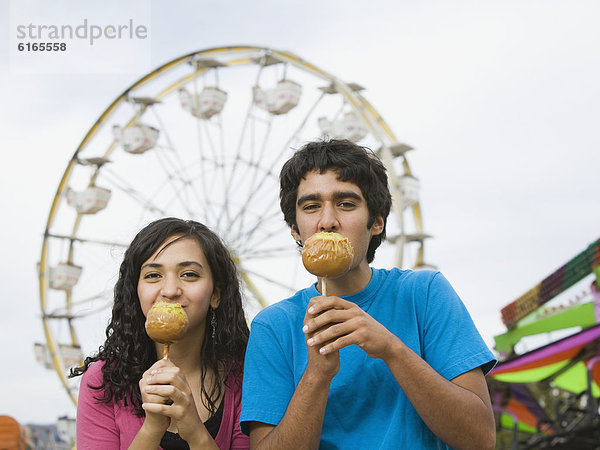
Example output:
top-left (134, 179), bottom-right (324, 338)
top-left (211, 308), bottom-right (217, 340)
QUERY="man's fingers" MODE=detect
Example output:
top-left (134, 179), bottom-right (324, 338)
top-left (303, 307), bottom-right (356, 334)
top-left (306, 296), bottom-right (349, 315)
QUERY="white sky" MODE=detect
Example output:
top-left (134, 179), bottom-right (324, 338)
top-left (1, 0), bottom-right (599, 424)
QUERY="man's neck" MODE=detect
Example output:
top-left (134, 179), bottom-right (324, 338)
top-left (317, 263), bottom-right (372, 297)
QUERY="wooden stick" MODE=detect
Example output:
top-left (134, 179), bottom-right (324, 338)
top-left (322, 277), bottom-right (327, 296)
top-left (163, 343), bottom-right (170, 359)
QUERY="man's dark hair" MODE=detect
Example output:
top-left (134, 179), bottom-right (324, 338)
top-left (279, 139), bottom-right (392, 263)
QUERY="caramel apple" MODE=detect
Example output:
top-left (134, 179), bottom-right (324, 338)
top-left (145, 301), bottom-right (188, 358)
top-left (302, 232), bottom-right (354, 278)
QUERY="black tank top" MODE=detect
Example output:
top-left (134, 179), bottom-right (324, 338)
top-left (159, 397), bottom-right (224, 449)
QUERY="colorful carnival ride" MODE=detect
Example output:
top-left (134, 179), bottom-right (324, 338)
top-left (489, 238), bottom-right (600, 449)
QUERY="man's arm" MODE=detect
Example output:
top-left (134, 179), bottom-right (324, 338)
top-left (383, 339), bottom-right (495, 450)
top-left (304, 296), bottom-right (496, 450)
top-left (249, 368), bottom-right (331, 449)
top-left (249, 305), bottom-right (339, 450)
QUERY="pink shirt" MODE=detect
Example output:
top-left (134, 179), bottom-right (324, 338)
top-left (77, 361), bottom-right (249, 449)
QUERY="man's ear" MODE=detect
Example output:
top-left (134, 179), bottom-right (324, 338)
top-left (291, 225), bottom-right (301, 243)
top-left (370, 215), bottom-right (385, 236)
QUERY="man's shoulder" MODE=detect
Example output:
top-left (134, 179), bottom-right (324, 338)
top-left (251, 287), bottom-right (311, 325)
top-left (374, 266), bottom-right (440, 286)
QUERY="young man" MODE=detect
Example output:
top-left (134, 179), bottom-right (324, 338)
top-left (240, 139), bottom-right (497, 449)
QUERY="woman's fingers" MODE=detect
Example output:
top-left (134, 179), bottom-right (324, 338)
top-left (144, 383), bottom-right (191, 402)
top-left (142, 388), bottom-right (195, 421)
top-left (143, 364), bottom-right (195, 408)
top-left (145, 366), bottom-right (188, 390)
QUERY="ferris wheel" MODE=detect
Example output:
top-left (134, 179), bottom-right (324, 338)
top-left (37, 45), bottom-right (432, 404)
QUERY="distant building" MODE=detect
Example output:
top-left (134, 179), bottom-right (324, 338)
top-left (1, 415), bottom-right (76, 450)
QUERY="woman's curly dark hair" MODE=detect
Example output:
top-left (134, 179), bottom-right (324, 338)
top-left (70, 218), bottom-right (249, 416)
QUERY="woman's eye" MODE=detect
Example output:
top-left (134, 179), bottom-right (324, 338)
top-left (143, 272), bottom-right (161, 279)
top-left (182, 272), bottom-right (200, 279)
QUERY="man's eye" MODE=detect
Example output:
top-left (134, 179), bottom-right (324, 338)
top-left (339, 202), bottom-right (356, 208)
top-left (303, 204), bottom-right (319, 211)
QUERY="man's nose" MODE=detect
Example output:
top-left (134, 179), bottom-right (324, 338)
top-left (318, 203), bottom-right (339, 232)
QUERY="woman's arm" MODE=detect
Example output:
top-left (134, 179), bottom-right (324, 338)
top-left (76, 364), bottom-right (121, 449)
top-left (127, 360), bottom-right (171, 449)
top-left (135, 358), bottom-right (218, 450)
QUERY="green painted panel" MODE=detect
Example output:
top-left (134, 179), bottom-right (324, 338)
top-left (491, 361), bottom-right (570, 383)
top-left (494, 302), bottom-right (595, 353)
top-left (499, 413), bottom-right (536, 433)
top-left (554, 361), bottom-right (600, 397)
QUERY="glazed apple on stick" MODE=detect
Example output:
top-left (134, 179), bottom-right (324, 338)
top-left (145, 301), bottom-right (189, 358)
top-left (301, 232), bottom-right (354, 296)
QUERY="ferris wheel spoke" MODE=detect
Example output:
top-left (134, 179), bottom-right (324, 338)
top-left (226, 143), bottom-right (288, 236)
top-left (192, 79), bottom-right (222, 164)
top-left (194, 121), bottom-right (214, 216)
top-left (196, 117), bottom-right (229, 223)
top-left (226, 157), bottom-right (283, 236)
top-left (292, 90), bottom-right (327, 138)
top-left (237, 210), bottom-right (288, 252)
top-left (154, 177), bottom-right (196, 217)
top-left (229, 127), bottom-right (274, 237)
top-left (236, 231), bottom-right (289, 256)
top-left (149, 150), bottom-right (200, 216)
top-left (228, 96), bottom-right (325, 239)
top-left (218, 70), bottom-right (264, 229)
top-left (150, 104), bottom-right (217, 192)
top-left (199, 120), bottom-right (221, 165)
top-left (45, 302), bottom-right (111, 321)
top-left (244, 117), bottom-right (273, 196)
top-left (46, 232), bottom-right (128, 248)
top-left (45, 290), bottom-right (112, 318)
top-left (99, 167), bottom-right (168, 215)
top-left (238, 265), bottom-right (299, 293)
top-left (216, 115), bottom-right (227, 168)
top-left (236, 245), bottom-right (298, 259)
top-left (149, 120), bottom-right (196, 179)
top-left (243, 89), bottom-right (321, 196)
top-left (219, 105), bottom-right (257, 226)
top-left (228, 199), bottom-right (282, 248)
top-left (129, 132), bottom-right (212, 219)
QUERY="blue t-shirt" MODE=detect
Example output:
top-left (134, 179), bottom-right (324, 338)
top-left (241, 268), bottom-right (496, 449)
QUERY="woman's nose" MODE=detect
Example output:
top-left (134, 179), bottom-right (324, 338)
top-left (160, 275), bottom-right (182, 298)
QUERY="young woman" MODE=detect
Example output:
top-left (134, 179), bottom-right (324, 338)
top-left (72, 218), bottom-right (250, 449)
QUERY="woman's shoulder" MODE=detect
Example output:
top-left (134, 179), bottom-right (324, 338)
top-left (225, 362), bottom-right (244, 387)
top-left (224, 366), bottom-right (244, 409)
top-left (80, 360), bottom-right (106, 386)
